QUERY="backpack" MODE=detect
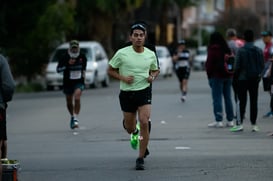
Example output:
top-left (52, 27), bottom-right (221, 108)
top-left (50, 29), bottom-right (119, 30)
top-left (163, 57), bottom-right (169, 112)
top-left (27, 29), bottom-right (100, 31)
top-left (244, 46), bottom-right (264, 80)
top-left (224, 53), bottom-right (235, 74)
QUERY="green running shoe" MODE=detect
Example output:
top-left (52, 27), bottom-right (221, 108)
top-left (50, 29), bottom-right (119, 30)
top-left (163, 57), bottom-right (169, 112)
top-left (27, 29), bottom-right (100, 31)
top-left (130, 122), bottom-right (140, 150)
top-left (230, 125), bottom-right (243, 132)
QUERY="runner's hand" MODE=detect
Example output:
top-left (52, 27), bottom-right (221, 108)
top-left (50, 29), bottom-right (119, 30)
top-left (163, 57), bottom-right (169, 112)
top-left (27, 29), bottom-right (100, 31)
top-left (123, 75), bottom-right (134, 84)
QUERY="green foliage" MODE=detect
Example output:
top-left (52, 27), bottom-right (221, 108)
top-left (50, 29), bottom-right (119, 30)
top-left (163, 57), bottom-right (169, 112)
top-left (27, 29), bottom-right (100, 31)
top-left (1, 0), bottom-right (201, 87)
top-left (16, 83), bottom-right (44, 93)
top-left (35, 3), bottom-right (75, 44)
top-left (174, 0), bottom-right (199, 7)
top-left (0, 1), bottom-right (75, 81)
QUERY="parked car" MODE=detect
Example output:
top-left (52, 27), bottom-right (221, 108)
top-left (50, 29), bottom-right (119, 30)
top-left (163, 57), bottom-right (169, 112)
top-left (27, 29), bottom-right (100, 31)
top-left (45, 41), bottom-right (110, 90)
top-left (192, 46), bottom-right (207, 70)
top-left (155, 45), bottom-right (173, 77)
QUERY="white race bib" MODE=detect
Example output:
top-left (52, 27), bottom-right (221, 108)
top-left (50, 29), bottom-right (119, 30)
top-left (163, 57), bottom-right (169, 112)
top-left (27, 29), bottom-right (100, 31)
top-left (70, 71), bottom-right (81, 79)
top-left (177, 61), bottom-right (189, 67)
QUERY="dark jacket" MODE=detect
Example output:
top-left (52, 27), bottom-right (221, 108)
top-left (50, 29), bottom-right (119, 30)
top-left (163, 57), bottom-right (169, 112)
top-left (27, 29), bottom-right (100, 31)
top-left (234, 42), bottom-right (264, 81)
top-left (0, 55), bottom-right (15, 109)
top-left (205, 44), bottom-right (233, 79)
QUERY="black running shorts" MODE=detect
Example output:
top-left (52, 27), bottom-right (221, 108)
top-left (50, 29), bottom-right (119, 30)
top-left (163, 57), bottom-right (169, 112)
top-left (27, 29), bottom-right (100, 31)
top-left (175, 67), bottom-right (190, 81)
top-left (63, 83), bottom-right (85, 95)
top-left (119, 86), bottom-right (152, 113)
top-left (0, 108), bottom-right (7, 140)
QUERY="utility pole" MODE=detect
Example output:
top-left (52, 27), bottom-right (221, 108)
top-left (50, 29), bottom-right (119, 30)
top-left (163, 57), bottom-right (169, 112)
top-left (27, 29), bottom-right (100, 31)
top-left (266, 0), bottom-right (270, 30)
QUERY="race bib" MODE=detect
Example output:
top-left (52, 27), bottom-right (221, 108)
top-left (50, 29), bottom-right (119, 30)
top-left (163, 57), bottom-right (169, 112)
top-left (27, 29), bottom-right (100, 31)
top-left (177, 61), bottom-right (189, 67)
top-left (70, 71), bottom-right (81, 79)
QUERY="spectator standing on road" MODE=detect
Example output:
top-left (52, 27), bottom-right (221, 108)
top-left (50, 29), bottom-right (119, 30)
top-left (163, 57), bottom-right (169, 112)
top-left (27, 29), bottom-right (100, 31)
top-left (172, 40), bottom-right (191, 102)
top-left (261, 31), bottom-right (273, 118)
top-left (57, 40), bottom-right (87, 129)
top-left (226, 28), bottom-right (244, 55)
top-left (226, 28), bottom-right (245, 122)
top-left (108, 23), bottom-right (159, 170)
top-left (206, 32), bottom-right (234, 128)
top-left (0, 54), bottom-right (15, 181)
top-left (230, 29), bottom-right (264, 132)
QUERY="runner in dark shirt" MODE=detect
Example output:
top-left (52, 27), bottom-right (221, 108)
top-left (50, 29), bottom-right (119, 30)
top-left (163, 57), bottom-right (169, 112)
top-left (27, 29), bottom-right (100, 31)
top-left (57, 40), bottom-right (87, 129)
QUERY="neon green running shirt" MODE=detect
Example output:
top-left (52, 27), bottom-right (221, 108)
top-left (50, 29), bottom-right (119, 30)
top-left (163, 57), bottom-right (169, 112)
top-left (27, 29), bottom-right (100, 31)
top-left (109, 45), bottom-right (158, 91)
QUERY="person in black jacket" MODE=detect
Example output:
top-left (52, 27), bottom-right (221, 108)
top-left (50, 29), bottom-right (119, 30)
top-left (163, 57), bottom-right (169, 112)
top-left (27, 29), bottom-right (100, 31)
top-left (57, 40), bottom-right (87, 129)
top-left (230, 29), bottom-right (264, 132)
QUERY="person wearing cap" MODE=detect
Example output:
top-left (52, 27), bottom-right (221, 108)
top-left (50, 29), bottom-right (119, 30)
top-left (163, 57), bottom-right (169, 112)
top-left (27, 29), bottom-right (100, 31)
top-left (108, 23), bottom-right (159, 170)
top-left (172, 40), bottom-right (191, 102)
top-left (261, 31), bottom-right (273, 118)
top-left (57, 40), bottom-right (87, 129)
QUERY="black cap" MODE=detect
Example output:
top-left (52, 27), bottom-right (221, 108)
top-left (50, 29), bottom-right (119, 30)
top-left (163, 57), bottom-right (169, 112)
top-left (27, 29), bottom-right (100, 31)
top-left (69, 40), bottom-right (79, 48)
top-left (261, 31), bottom-right (272, 36)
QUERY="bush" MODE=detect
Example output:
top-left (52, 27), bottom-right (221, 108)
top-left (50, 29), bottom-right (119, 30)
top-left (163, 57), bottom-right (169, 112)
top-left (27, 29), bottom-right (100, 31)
top-left (16, 83), bottom-right (44, 93)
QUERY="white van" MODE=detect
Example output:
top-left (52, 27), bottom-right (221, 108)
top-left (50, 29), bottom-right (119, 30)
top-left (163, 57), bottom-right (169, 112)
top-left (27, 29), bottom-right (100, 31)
top-left (45, 41), bottom-right (110, 90)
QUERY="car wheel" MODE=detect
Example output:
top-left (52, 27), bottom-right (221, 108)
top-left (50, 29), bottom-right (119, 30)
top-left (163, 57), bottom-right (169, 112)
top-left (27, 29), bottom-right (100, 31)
top-left (167, 67), bottom-right (173, 77)
top-left (90, 73), bottom-right (99, 88)
top-left (46, 85), bottom-right (54, 91)
top-left (101, 74), bottom-right (110, 87)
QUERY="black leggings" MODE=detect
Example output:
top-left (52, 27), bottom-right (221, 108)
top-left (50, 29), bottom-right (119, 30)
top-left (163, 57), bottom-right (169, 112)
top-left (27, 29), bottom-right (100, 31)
top-left (237, 80), bottom-right (259, 125)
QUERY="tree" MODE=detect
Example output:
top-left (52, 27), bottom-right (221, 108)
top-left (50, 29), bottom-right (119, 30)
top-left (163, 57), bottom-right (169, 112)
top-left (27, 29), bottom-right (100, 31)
top-left (215, 8), bottom-right (261, 39)
top-left (73, 0), bottom-right (144, 55)
top-left (146, 0), bottom-right (198, 45)
top-left (0, 0), bottom-right (75, 81)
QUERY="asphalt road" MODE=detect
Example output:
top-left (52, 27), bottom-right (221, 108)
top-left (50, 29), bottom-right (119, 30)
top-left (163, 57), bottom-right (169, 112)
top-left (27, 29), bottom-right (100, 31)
top-left (5, 71), bottom-right (273, 181)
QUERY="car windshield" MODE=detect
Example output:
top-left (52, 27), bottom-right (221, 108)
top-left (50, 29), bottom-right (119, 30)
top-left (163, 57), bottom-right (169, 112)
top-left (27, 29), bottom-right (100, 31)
top-left (50, 48), bottom-right (92, 62)
top-left (197, 48), bottom-right (207, 55)
top-left (156, 49), bottom-right (164, 58)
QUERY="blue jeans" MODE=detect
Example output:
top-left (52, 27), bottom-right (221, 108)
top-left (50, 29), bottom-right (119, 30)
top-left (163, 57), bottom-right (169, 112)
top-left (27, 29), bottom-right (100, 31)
top-left (209, 78), bottom-right (234, 122)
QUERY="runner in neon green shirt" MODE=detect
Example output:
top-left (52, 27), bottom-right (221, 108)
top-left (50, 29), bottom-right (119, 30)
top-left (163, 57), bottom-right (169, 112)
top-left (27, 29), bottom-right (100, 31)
top-left (108, 23), bottom-right (159, 170)
top-left (109, 45), bottom-right (158, 91)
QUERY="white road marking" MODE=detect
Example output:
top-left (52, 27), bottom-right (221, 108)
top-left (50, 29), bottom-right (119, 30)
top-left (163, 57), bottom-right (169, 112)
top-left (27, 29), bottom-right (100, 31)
top-left (175, 146), bottom-right (191, 150)
top-left (177, 115), bottom-right (183, 118)
top-left (161, 120), bottom-right (166, 124)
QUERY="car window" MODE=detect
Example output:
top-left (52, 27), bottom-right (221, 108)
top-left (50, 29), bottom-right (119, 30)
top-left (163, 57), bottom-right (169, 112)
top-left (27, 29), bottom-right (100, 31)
top-left (82, 48), bottom-right (92, 61)
top-left (50, 48), bottom-right (93, 62)
top-left (197, 47), bottom-right (207, 55)
top-left (156, 49), bottom-right (164, 58)
top-left (94, 46), bottom-right (104, 61)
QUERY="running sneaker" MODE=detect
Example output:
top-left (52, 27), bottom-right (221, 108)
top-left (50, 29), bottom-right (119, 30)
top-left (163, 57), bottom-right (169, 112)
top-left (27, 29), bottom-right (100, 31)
top-left (230, 125), bottom-right (243, 132)
top-left (135, 157), bottom-right (144, 170)
top-left (208, 121), bottom-right (224, 128)
top-left (181, 95), bottom-right (186, 102)
top-left (263, 111), bottom-right (273, 118)
top-left (226, 121), bottom-right (234, 127)
top-left (130, 122), bottom-right (140, 150)
top-left (252, 125), bottom-right (259, 132)
top-left (70, 117), bottom-right (79, 129)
